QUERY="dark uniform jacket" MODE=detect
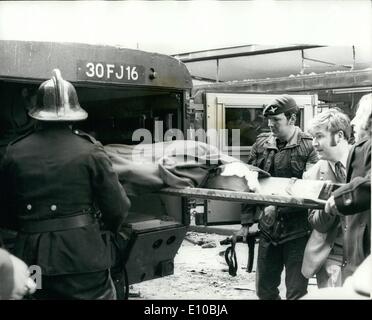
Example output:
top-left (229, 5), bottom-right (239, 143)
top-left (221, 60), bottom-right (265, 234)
top-left (0, 125), bottom-right (130, 276)
top-left (333, 137), bottom-right (371, 280)
top-left (0, 84), bottom-right (35, 160)
top-left (241, 126), bottom-right (318, 244)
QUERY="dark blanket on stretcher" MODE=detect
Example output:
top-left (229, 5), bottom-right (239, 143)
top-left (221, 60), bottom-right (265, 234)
top-left (104, 141), bottom-right (239, 196)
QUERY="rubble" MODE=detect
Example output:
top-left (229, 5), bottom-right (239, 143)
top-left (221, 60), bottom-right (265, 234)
top-left (132, 231), bottom-right (264, 299)
top-left (201, 241), bottom-right (217, 248)
top-left (131, 231), bottom-right (322, 299)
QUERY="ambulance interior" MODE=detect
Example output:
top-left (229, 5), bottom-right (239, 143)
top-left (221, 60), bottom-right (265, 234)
top-left (74, 85), bottom-right (186, 225)
top-left (0, 80), bottom-right (189, 284)
top-left (74, 86), bottom-right (184, 145)
top-left (0, 80), bottom-right (187, 225)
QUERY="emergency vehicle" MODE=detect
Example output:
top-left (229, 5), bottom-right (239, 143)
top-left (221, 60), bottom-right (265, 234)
top-left (0, 39), bottom-right (193, 286)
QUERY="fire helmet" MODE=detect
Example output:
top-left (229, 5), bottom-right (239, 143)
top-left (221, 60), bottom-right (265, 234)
top-left (29, 69), bottom-right (88, 121)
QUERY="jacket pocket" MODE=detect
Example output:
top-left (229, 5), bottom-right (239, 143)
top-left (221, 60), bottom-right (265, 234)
top-left (254, 156), bottom-right (265, 169)
top-left (259, 210), bottom-right (282, 241)
top-left (290, 155), bottom-right (306, 178)
top-left (37, 224), bottom-right (112, 275)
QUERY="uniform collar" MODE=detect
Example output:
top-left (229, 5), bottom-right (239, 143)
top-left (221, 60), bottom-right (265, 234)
top-left (36, 123), bottom-right (71, 131)
top-left (264, 126), bottom-right (301, 150)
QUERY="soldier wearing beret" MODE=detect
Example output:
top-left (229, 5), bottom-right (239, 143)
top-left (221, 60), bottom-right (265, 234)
top-left (0, 70), bottom-right (131, 299)
top-left (238, 94), bottom-right (318, 300)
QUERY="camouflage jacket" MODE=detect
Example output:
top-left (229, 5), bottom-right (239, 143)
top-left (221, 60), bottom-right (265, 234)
top-left (241, 126), bottom-right (318, 244)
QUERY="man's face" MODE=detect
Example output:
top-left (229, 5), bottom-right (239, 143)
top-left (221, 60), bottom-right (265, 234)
top-left (267, 113), bottom-right (292, 139)
top-left (311, 126), bottom-right (338, 161)
top-left (351, 100), bottom-right (371, 142)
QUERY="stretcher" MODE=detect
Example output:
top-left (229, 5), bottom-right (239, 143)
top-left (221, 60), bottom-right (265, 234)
top-left (159, 177), bottom-right (340, 278)
top-left (160, 177), bottom-right (340, 210)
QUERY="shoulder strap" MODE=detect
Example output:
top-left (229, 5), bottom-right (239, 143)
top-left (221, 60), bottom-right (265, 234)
top-left (72, 129), bottom-right (101, 146)
top-left (299, 131), bottom-right (313, 141)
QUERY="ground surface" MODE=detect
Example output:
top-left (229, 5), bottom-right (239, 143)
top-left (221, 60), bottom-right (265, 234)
top-left (131, 231), bottom-right (296, 300)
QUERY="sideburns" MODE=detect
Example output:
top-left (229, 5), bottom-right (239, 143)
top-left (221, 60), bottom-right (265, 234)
top-left (330, 133), bottom-right (337, 147)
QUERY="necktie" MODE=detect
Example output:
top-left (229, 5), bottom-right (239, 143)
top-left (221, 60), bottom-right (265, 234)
top-left (334, 161), bottom-right (346, 183)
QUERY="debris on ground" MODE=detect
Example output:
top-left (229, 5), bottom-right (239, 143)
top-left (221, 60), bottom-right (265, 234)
top-left (201, 241), bottom-right (217, 248)
top-left (128, 286), bottom-right (141, 298)
top-left (131, 231), bottom-right (293, 299)
top-left (233, 285), bottom-right (256, 292)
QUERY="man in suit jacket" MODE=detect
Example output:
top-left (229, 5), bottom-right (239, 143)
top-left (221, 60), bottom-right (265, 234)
top-left (302, 108), bottom-right (352, 288)
top-left (302, 255), bottom-right (371, 299)
top-left (325, 93), bottom-right (371, 283)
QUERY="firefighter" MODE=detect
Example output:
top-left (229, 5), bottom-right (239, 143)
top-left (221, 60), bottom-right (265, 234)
top-left (237, 95), bottom-right (318, 300)
top-left (0, 69), bottom-right (131, 299)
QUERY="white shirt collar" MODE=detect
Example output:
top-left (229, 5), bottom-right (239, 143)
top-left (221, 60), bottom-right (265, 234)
top-left (329, 145), bottom-right (351, 172)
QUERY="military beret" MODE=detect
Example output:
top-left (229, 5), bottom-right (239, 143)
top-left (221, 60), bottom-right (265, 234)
top-left (263, 95), bottom-right (299, 117)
